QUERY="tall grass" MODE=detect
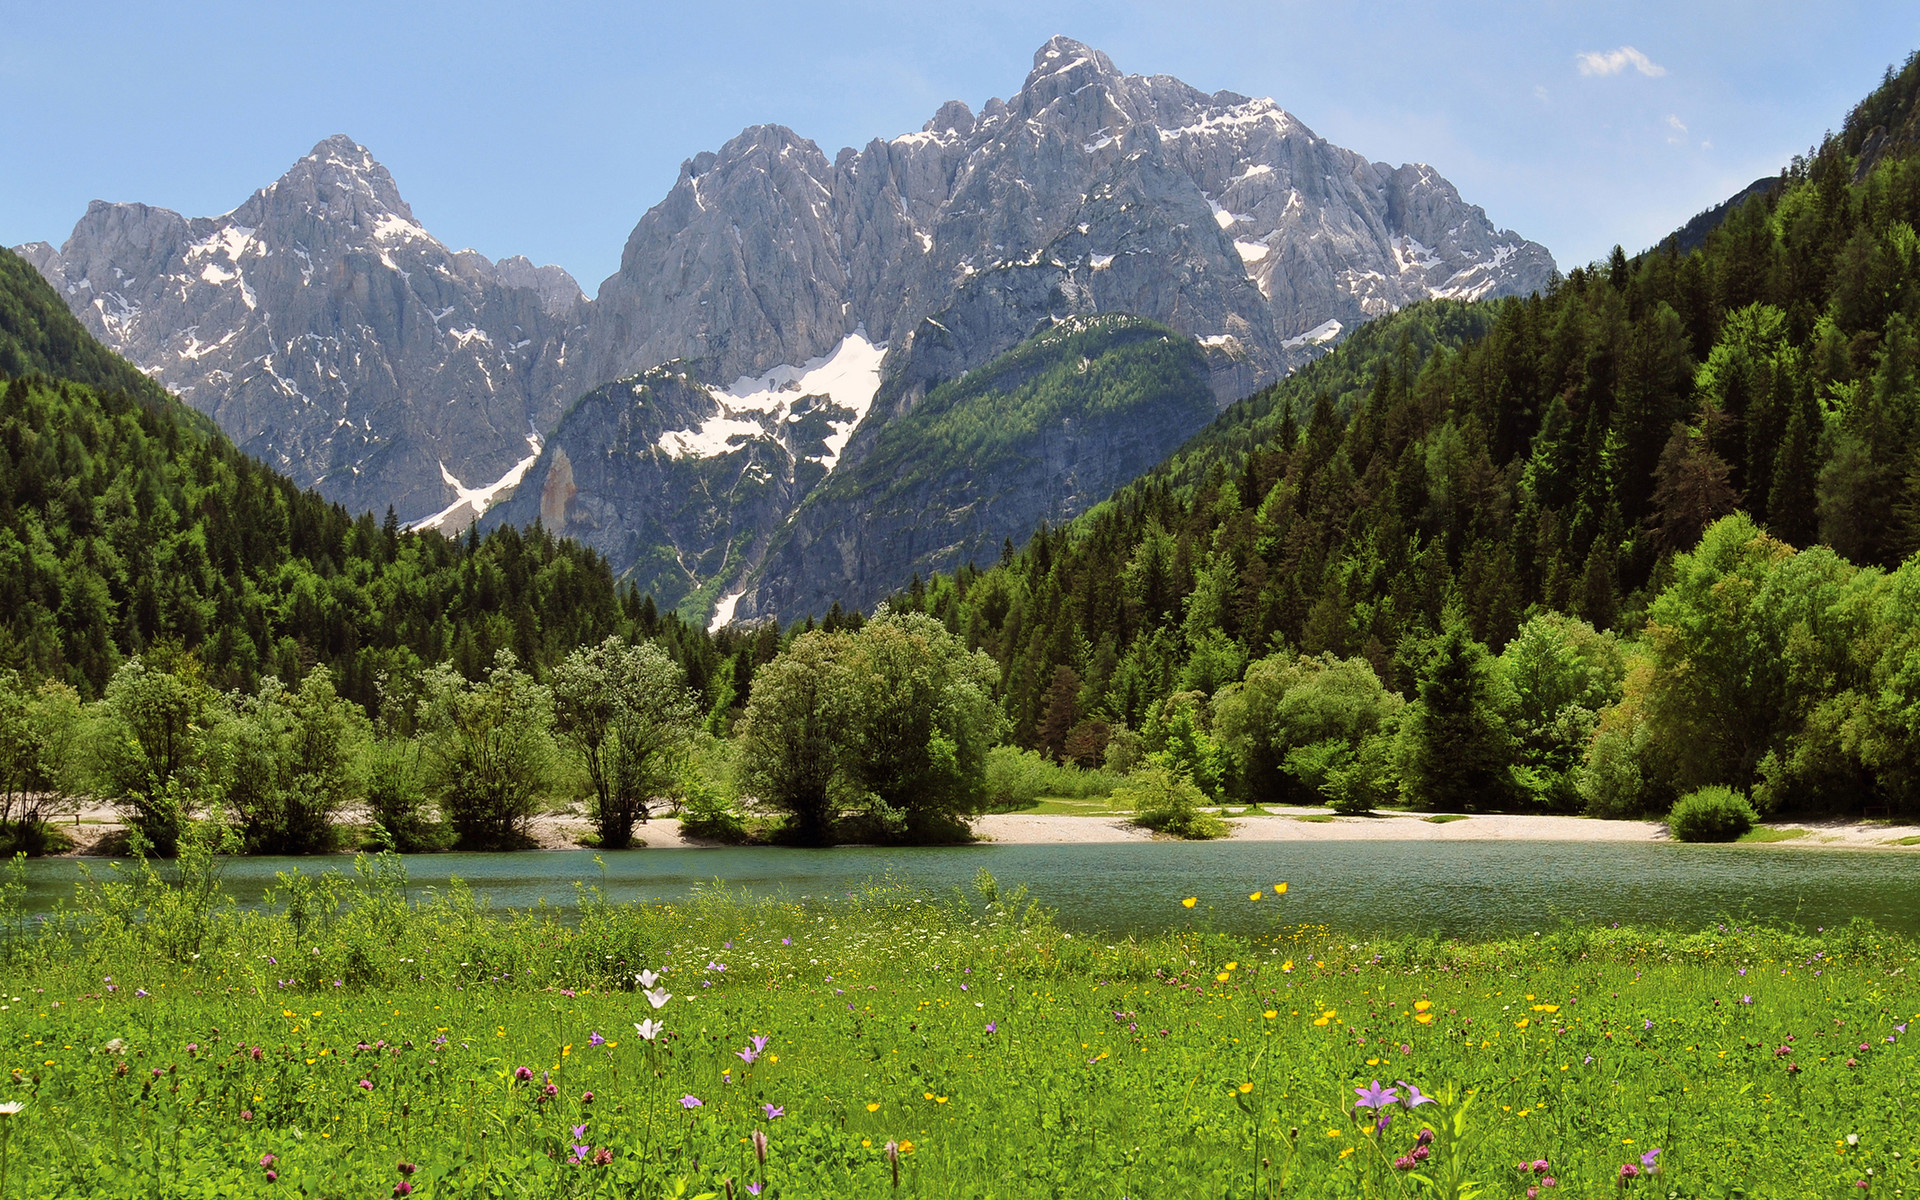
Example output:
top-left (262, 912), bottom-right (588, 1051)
top-left (0, 855), bottom-right (1909, 1196)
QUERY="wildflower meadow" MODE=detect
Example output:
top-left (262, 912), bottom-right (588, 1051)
top-left (0, 852), bottom-right (1911, 1197)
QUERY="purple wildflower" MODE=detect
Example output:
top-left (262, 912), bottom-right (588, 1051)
top-left (1640, 1148), bottom-right (1661, 1171)
top-left (1396, 1080), bottom-right (1434, 1107)
top-left (680, 1094), bottom-right (703, 1109)
top-left (588, 1031), bottom-right (604, 1047)
top-left (762, 1103), bottom-right (784, 1119)
top-left (1354, 1080), bottom-right (1399, 1109)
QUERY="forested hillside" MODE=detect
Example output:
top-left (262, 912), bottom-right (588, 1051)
top-left (0, 248), bottom-right (763, 717)
top-left (876, 52), bottom-right (1920, 819)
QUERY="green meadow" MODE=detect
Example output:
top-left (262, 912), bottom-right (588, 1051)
top-left (0, 854), bottom-right (1909, 1197)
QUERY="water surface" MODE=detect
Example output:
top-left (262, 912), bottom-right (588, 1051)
top-left (24, 840), bottom-right (1920, 939)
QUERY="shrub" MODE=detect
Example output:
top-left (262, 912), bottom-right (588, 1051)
top-left (1121, 766), bottom-right (1229, 840)
top-left (1324, 733), bottom-right (1400, 814)
top-left (362, 740), bottom-right (445, 852)
top-left (1667, 786), bottom-right (1758, 842)
top-left (983, 746), bottom-right (1119, 809)
top-left (677, 775), bottom-right (748, 843)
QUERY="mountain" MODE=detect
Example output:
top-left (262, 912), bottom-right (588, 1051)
top-left (22, 38), bottom-right (1555, 623)
top-left (0, 243), bottom-right (771, 718)
top-left (15, 136), bottom-right (584, 525)
top-left (872, 49), bottom-right (1920, 782)
top-left (491, 37), bottom-right (1554, 620)
top-left (740, 315), bottom-right (1218, 622)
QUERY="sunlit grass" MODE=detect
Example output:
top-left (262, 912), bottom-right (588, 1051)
top-left (0, 860), bottom-right (1909, 1197)
top-left (1738, 826), bottom-right (1811, 844)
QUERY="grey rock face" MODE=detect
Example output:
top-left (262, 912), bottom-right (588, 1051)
top-left (16, 136), bottom-right (583, 524)
top-left (508, 37), bottom-right (1554, 621)
top-left (23, 39), bottom-right (1556, 623)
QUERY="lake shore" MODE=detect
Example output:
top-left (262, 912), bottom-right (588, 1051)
top-left (44, 802), bottom-right (1920, 855)
top-left (528, 807), bottom-right (1920, 853)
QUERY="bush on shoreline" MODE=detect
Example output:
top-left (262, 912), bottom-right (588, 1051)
top-left (1668, 784), bottom-right (1759, 841)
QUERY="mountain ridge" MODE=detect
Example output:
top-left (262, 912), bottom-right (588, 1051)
top-left (20, 37), bottom-right (1557, 624)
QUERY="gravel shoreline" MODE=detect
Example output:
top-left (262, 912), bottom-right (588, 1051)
top-left (40, 803), bottom-right (1920, 855)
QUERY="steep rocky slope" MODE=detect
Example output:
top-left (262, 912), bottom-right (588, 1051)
top-left (16, 136), bottom-right (583, 523)
top-left (23, 38), bottom-right (1555, 622)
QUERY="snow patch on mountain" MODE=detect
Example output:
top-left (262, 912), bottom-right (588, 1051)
top-left (413, 432), bottom-right (544, 532)
top-left (655, 331), bottom-right (886, 471)
top-left (1282, 319), bottom-right (1344, 349)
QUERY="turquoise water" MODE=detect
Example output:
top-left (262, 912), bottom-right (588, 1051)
top-left (22, 840), bottom-right (1920, 939)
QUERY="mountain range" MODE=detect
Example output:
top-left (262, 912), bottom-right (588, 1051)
top-left (16, 36), bottom-right (1555, 623)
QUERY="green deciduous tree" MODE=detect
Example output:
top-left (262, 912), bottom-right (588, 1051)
top-left (95, 647), bottom-right (227, 856)
top-left (417, 651), bottom-right (555, 850)
top-left (552, 637), bottom-right (697, 849)
top-left (225, 667), bottom-right (368, 854)
top-left (1496, 613), bottom-right (1626, 810)
top-left (836, 609), bottom-right (1006, 841)
top-left (737, 632), bottom-right (852, 846)
top-left (1214, 652), bottom-right (1404, 805)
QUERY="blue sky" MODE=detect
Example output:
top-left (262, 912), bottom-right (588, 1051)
top-left (4, 1), bottom-right (1913, 290)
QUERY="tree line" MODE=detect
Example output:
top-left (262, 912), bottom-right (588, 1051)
top-left (0, 605), bottom-right (995, 855)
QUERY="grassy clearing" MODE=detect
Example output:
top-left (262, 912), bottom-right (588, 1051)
top-left (1422, 815), bottom-right (1470, 825)
top-left (1293, 815), bottom-right (1336, 824)
top-left (1010, 797), bottom-right (1127, 817)
top-left (1738, 826), bottom-right (1812, 844)
top-left (0, 857), bottom-right (1910, 1197)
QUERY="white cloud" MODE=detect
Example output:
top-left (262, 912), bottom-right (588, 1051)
top-left (1577, 46), bottom-right (1667, 78)
top-left (1534, 84), bottom-right (1550, 104)
top-left (1666, 114), bottom-right (1688, 143)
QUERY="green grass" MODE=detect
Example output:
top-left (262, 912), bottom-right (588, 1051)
top-left (1893, 834), bottom-right (1920, 846)
top-left (0, 856), bottom-right (1910, 1197)
top-left (1738, 826), bottom-right (1811, 843)
top-left (1012, 796), bottom-right (1126, 816)
top-left (1293, 814), bottom-right (1336, 823)
top-left (1422, 814), bottom-right (1471, 824)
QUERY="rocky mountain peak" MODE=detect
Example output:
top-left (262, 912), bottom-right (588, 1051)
top-left (16, 135), bottom-right (584, 523)
top-left (267, 134), bottom-right (416, 224)
top-left (26, 37), bottom-right (1558, 625)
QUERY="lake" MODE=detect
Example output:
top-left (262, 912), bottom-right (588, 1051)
top-left (22, 839), bottom-right (1920, 939)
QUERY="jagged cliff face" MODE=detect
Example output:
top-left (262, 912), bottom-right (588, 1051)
top-left (16, 136), bottom-right (585, 524)
top-left (567, 37), bottom-right (1555, 411)
top-left (21, 38), bottom-right (1556, 623)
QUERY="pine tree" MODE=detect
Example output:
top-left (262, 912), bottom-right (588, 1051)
top-left (1400, 623), bottom-right (1513, 811)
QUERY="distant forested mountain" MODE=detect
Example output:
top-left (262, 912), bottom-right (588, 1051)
top-left (0, 248), bottom-right (761, 716)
